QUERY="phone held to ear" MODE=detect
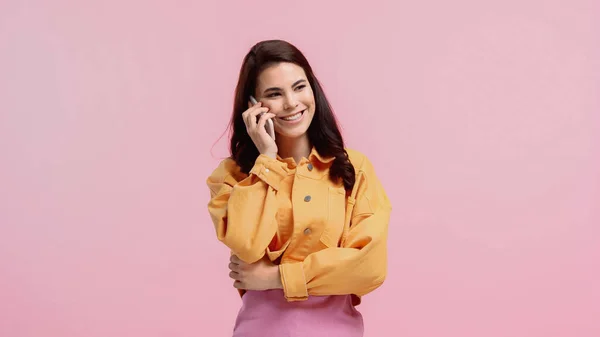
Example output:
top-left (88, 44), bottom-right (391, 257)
top-left (250, 95), bottom-right (275, 140)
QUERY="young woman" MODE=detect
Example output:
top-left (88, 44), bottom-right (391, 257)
top-left (206, 39), bottom-right (392, 337)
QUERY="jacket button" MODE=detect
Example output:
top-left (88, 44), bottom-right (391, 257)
top-left (304, 228), bottom-right (312, 235)
top-left (265, 168), bottom-right (270, 173)
top-left (307, 163), bottom-right (313, 171)
top-left (304, 195), bottom-right (311, 202)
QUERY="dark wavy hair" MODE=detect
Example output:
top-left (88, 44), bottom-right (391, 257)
top-left (228, 39), bottom-right (355, 192)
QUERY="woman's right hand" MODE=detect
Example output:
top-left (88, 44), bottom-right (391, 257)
top-left (242, 101), bottom-right (278, 158)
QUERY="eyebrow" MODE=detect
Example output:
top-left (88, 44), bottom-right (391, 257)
top-left (263, 79), bottom-right (307, 94)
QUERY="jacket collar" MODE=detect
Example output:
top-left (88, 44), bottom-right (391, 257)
top-left (276, 146), bottom-right (335, 164)
top-left (309, 147), bottom-right (335, 164)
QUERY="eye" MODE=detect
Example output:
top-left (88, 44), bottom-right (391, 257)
top-left (295, 85), bottom-right (306, 91)
top-left (267, 92), bottom-right (281, 98)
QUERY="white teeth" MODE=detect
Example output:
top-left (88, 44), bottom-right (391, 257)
top-left (282, 111), bottom-right (303, 121)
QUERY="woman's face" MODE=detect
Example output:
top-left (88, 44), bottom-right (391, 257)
top-left (254, 62), bottom-right (315, 140)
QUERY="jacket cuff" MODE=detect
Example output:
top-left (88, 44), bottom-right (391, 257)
top-left (249, 154), bottom-right (287, 191)
top-left (279, 262), bottom-right (308, 301)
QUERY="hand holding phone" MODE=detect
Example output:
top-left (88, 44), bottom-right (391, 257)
top-left (243, 96), bottom-right (277, 158)
top-left (250, 96), bottom-right (275, 140)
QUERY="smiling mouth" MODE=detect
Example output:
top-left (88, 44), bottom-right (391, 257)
top-left (280, 110), bottom-right (305, 121)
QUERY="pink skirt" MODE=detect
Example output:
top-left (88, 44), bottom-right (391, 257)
top-left (232, 289), bottom-right (364, 337)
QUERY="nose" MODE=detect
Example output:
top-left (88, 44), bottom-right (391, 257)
top-left (283, 92), bottom-right (299, 110)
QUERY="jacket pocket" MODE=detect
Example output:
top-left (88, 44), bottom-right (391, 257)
top-left (319, 186), bottom-right (347, 248)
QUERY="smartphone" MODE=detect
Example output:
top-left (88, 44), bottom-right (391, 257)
top-left (250, 95), bottom-right (275, 140)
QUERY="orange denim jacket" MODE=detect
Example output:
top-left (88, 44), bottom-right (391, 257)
top-left (206, 147), bottom-right (392, 305)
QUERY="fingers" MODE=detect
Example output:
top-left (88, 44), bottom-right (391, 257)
top-left (247, 108), bottom-right (269, 131)
top-left (228, 262), bottom-right (240, 272)
top-left (247, 98), bottom-right (260, 109)
top-left (230, 254), bottom-right (241, 264)
top-left (229, 255), bottom-right (246, 273)
top-left (256, 112), bottom-right (276, 129)
top-left (229, 258), bottom-right (242, 284)
top-left (242, 101), bottom-right (261, 124)
top-left (229, 256), bottom-right (245, 288)
top-left (242, 104), bottom-right (270, 131)
top-left (229, 271), bottom-right (240, 280)
top-left (231, 273), bottom-right (246, 289)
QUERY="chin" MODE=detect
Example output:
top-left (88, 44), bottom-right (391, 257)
top-left (277, 129), bottom-right (309, 139)
top-left (276, 118), bottom-right (313, 139)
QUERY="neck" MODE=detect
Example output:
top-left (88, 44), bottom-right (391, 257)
top-left (276, 134), bottom-right (311, 164)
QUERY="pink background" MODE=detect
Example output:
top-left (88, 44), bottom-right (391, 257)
top-left (1, 1), bottom-right (599, 336)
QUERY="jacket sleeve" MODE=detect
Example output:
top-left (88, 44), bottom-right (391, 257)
top-left (278, 155), bottom-right (392, 302)
top-left (206, 154), bottom-right (287, 264)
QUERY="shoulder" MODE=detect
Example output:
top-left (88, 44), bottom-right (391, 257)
top-left (344, 148), bottom-right (392, 209)
top-left (207, 157), bottom-right (248, 184)
top-left (345, 148), bottom-right (374, 174)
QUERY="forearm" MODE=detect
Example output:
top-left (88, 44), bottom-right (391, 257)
top-left (207, 154), bottom-right (288, 263)
top-left (279, 239), bottom-right (386, 300)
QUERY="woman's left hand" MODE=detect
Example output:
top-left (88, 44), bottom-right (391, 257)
top-left (228, 254), bottom-right (283, 291)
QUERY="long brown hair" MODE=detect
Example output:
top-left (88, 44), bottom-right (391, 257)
top-left (228, 39), bottom-right (355, 192)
